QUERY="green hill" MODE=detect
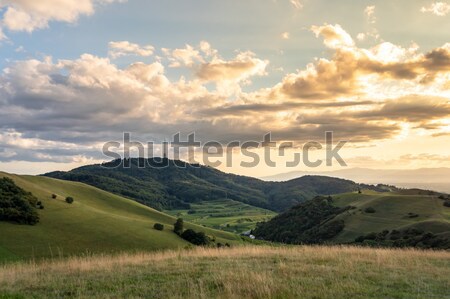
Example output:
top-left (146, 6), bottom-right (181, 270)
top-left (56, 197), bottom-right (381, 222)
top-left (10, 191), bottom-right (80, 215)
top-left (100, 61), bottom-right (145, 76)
top-left (44, 158), bottom-right (369, 212)
top-left (0, 172), bottom-right (241, 262)
top-left (254, 190), bottom-right (450, 249)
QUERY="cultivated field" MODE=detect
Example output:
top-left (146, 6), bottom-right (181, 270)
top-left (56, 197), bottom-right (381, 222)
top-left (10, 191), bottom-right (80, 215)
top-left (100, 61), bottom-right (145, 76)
top-left (0, 246), bottom-right (449, 299)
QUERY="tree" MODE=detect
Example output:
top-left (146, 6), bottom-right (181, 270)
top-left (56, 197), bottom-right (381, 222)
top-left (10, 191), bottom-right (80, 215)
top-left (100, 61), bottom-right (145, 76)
top-left (51, 194), bottom-right (57, 199)
top-left (65, 197), bottom-right (74, 204)
top-left (364, 207), bottom-right (376, 213)
top-left (174, 218), bottom-right (184, 235)
top-left (153, 223), bottom-right (164, 230)
top-left (181, 229), bottom-right (211, 246)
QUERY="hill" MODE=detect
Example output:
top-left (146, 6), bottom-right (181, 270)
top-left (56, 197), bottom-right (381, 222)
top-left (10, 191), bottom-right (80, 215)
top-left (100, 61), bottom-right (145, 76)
top-left (261, 167), bottom-right (450, 193)
top-left (0, 172), bottom-right (241, 261)
top-left (1, 246), bottom-right (448, 299)
top-left (44, 158), bottom-right (368, 212)
top-left (254, 190), bottom-right (450, 249)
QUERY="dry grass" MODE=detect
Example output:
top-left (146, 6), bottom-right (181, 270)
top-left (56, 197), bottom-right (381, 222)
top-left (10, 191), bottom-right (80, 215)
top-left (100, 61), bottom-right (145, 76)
top-left (1, 245), bottom-right (449, 298)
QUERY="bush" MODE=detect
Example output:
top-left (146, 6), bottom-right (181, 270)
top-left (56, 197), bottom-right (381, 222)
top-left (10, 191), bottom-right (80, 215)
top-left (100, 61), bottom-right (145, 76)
top-left (174, 218), bottom-right (184, 235)
top-left (181, 229), bottom-right (211, 246)
top-left (65, 197), bottom-right (74, 204)
top-left (443, 201), bottom-right (450, 207)
top-left (364, 207), bottom-right (376, 213)
top-left (51, 194), bottom-right (57, 199)
top-left (153, 223), bottom-right (164, 230)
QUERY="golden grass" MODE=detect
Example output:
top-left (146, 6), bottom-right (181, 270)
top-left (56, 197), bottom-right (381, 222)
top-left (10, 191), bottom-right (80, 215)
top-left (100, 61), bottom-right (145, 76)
top-left (1, 245), bottom-right (449, 299)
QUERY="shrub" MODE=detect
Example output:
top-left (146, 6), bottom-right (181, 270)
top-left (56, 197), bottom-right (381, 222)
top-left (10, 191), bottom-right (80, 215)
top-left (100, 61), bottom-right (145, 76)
top-left (174, 218), bottom-right (184, 235)
top-left (153, 223), bottom-right (164, 231)
top-left (355, 235), bottom-right (365, 242)
top-left (443, 201), bottom-right (450, 207)
top-left (181, 229), bottom-right (211, 246)
top-left (407, 212), bottom-right (419, 218)
top-left (51, 194), bottom-right (57, 199)
top-left (65, 197), bottom-right (74, 204)
top-left (187, 210), bottom-right (196, 214)
top-left (364, 207), bottom-right (376, 213)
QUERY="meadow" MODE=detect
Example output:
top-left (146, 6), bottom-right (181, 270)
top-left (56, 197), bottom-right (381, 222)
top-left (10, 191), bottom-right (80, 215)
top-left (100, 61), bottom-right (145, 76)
top-left (165, 199), bottom-right (276, 233)
top-left (0, 246), bottom-right (449, 299)
top-left (331, 191), bottom-right (450, 243)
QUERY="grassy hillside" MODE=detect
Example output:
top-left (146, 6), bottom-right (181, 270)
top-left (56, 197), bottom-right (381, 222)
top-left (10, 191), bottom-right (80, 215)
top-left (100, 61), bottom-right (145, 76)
top-left (0, 246), bottom-right (448, 299)
top-left (165, 199), bottom-right (276, 233)
top-left (254, 190), bottom-right (450, 248)
top-left (44, 158), bottom-right (364, 212)
top-left (0, 172), bottom-right (241, 261)
top-left (332, 190), bottom-right (450, 243)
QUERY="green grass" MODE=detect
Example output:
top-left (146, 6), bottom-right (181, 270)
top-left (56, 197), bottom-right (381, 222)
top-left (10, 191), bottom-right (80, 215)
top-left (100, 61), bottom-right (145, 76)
top-left (165, 199), bottom-right (276, 233)
top-left (0, 246), bottom-right (448, 299)
top-left (332, 191), bottom-right (450, 243)
top-left (0, 172), bottom-right (242, 261)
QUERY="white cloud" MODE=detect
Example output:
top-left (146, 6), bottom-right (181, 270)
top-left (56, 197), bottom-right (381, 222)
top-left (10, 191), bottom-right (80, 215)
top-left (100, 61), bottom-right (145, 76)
top-left (0, 0), bottom-right (123, 38)
top-left (421, 2), bottom-right (450, 16)
top-left (108, 41), bottom-right (154, 59)
top-left (364, 5), bottom-right (376, 24)
top-left (281, 32), bottom-right (290, 40)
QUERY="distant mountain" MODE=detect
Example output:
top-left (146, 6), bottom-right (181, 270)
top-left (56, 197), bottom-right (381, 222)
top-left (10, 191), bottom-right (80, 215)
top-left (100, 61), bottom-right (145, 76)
top-left (44, 158), bottom-right (371, 212)
top-left (261, 168), bottom-right (450, 193)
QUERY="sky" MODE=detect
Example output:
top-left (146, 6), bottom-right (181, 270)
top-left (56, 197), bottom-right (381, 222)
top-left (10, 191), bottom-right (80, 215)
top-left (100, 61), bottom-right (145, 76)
top-left (0, 0), bottom-right (449, 177)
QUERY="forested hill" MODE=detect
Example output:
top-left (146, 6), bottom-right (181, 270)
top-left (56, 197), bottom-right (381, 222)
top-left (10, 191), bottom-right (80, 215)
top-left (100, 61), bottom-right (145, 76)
top-left (45, 158), bottom-right (376, 212)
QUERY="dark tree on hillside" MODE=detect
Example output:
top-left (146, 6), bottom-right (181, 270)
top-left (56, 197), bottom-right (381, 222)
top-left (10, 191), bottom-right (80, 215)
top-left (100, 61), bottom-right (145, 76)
top-left (153, 223), bottom-right (164, 230)
top-left (65, 197), bottom-right (74, 204)
top-left (174, 218), bottom-right (184, 235)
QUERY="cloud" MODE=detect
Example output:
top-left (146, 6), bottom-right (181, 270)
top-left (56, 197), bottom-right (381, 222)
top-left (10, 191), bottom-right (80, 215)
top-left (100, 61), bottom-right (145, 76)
top-left (351, 95), bottom-right (450, 122)
top-left (421, 2), bottom-right (450, 16)
top-left (276, 25), bottom-right (450, 100)
top-left (108, 41), bottom-right (154, 59)
top-left (196, 51), bottom-right (268, 83)
top-left (161, 42), bottom-right (269, 96)
top-left (281, 32), bottom-right (290, 40)
top-left (0, 0), bottom-right (123, 38)
top-left (289, 0), bottom-right (303, 9)
top-left (0, 29), bottom-right (449, 163)
top-left (163, 44), bottom-right (204, 67)
top-left (364, 5), bottom-right (376, 24)
top-left (311, 24), bottom-right (354, 49)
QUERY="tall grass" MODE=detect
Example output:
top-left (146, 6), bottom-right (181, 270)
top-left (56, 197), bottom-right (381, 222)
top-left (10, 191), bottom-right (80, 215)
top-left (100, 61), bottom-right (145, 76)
top-left (1, 246), bottom-right (449, 298)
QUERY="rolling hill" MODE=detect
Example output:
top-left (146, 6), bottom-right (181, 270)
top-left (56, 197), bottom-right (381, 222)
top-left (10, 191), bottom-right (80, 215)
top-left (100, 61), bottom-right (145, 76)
top-left (261, 167), bottom-right (450, 193)
top-left (254, 189), bottom-right (450, 249)
top-left (44, 158), bottom-right (373, 212)
top-left (0, 172), bottom-right (241, 261)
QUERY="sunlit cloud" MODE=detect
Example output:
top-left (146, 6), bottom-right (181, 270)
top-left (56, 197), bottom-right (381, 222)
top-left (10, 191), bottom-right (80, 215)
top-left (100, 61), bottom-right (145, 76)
top-left (421, 2), bottom-right (450, 16)
top-left (108, 41), bottom-right (154, 59)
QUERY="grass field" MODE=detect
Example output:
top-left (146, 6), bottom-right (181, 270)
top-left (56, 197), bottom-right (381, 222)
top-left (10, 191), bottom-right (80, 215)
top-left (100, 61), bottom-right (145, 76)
top-left (165, 199), bottom-right (276, 233)
top-left (0, 172), bottom-right (241, 261)
top-left (0, 245), bottom-right (448, 299)
top-left (332, 190), bottom-right (450, 243)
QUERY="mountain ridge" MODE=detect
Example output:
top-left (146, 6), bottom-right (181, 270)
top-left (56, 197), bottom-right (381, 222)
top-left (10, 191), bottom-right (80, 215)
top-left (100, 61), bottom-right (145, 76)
top-left (44, 158), bottom-right (385, 212)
